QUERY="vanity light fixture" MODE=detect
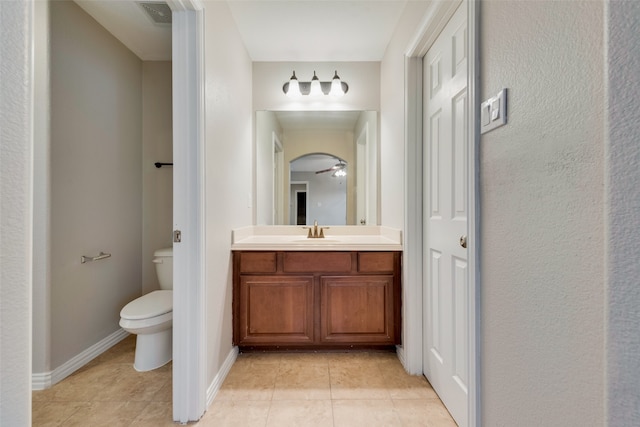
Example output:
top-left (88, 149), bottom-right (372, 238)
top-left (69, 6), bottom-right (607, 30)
top-left (283, 70), bottom-right (349, 97)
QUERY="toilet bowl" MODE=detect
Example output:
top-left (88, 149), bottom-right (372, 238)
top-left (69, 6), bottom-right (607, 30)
top-left (120, 247), bottom-right (173, 372)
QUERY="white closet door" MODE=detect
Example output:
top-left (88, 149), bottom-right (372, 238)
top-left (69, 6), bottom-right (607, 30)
top-left (423, 2), bottom-right (469, 426)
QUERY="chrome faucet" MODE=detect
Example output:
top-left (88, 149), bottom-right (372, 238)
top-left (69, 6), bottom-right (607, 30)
top-left (304, 220), bottom-right (329, 238)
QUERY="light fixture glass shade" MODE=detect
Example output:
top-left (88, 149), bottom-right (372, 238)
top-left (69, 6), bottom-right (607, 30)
top-left (286, 71), bottom-right (301, 97)
top-left (333, 168), bottom-right (347, 177)
top-left (309, 71), bottom-right (323, 96)
top-left (330, 70), bottom-right (345, 97)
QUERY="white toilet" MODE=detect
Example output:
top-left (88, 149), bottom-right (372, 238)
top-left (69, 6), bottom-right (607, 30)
top-left (120, 247), bottom-right (173, 372)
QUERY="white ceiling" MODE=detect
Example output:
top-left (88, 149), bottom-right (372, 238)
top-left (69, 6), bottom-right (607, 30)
top-left (75, 0), bottom-right (172, 61)
top-left (227, 1), bottom-right (408, 61)
top-left (74, 0), bottom-right (409, 62)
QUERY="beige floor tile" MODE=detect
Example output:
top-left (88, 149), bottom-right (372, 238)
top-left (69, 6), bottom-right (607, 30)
top-left (233, 352), bottom-right (282, 371)
top-left (32, 401), bottom-right (89, 427)
top-left (392, 399), bottom-right (458, 427)
top-left (329, 365), bottom-right (390, 400)
top-left (93, 366), bottom-right (169, 402)
top-left (215, 370), bottom-right (277, 401)
top-left (196, 400), bottom-right (270, 427)
top-left (152, 379), bottom-right (173, 402)
top-left (383, 373), bottom-right (438, 400)
top-left (279, 352), bottom-right (331, 366)
top-left (266, 400), bottom-right (334, 427)
top-left (272, 364), bottom-right (331, 400)
top-left (32, 387), bottom-right (57, 403)
top-left (130, 401), bottom-right (176, 427)
top-left (333, 399), bottom-right (403, 427)
top-left (33, 341), bottom-right (456, 427)
top-left (327, 352), bottom-right (382, 369)
top-left (61, 400), bottom-right (150, 427)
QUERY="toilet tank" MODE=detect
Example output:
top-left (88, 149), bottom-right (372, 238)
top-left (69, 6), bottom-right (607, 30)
top-left (153, 247), bottom-right (173, 290)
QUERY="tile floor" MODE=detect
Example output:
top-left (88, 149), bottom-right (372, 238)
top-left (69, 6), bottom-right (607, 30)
top-left (33, 335), bottom-right (457, 426)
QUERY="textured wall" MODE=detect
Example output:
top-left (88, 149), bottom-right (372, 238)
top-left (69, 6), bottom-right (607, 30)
top-left (606, 1), bottom-right (640, 424)
top-left (0, 0), bottom-right (33, 424)
top-left (479, 1), bottom-right (605, 425)
top-left (50, 1), bottom-right (142, 369)
top-left (32, 0), bottom-right (51, 377)
top-left (142, 61), bottom-right (173, 294)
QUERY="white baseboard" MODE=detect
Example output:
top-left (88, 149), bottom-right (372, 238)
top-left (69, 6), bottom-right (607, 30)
top-left (396, 344), bottom-right (406, 369)
top-left (206, 346), bottom-right (239, 408)
top-left (32, 371), bottom-right (53, 391)
top-left (32, 328), bottom-right (130, 390)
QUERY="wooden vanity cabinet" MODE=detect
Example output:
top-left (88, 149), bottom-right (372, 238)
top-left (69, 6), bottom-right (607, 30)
top-left (233, 251), bottom-right (401, 349)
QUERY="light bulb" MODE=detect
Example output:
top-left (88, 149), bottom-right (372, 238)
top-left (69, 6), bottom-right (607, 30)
top-left (286, 71), bottom-right (301, 97)
top-left (309, 71), bottom-right (323, 96)
top-left (330, 70), bottom-right (345, 97)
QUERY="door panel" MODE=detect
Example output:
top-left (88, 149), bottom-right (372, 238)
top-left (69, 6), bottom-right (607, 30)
top-left (423, 2), bottom-right (469, 426)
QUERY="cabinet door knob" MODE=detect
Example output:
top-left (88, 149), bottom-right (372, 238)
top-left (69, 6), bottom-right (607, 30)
top-left (459, 235), bottom-right (467, 249)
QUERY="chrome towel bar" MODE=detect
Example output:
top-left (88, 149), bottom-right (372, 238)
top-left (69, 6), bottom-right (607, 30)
top-left (81, 252), bottom-right (111, 264)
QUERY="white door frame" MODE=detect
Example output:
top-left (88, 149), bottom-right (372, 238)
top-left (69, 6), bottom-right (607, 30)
top-left (403, 1), bottom-right (480, 425)
top-left (167, 0), bottom-right (206, 423)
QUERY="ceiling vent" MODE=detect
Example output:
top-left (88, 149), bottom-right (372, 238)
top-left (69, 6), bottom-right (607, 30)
top-left (137, 2), bottom-right (172, 25)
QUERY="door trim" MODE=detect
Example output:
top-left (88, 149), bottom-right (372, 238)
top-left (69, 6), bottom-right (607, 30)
top-left (168, 0), bottom-right (206, 423)
top-left (403, 1), bottom-right (480, 425)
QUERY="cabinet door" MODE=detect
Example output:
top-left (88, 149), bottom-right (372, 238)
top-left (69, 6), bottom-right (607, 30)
top-left (320, 275), bottom-right (395, 344)
top-left (237, 275), bottom-right (314, 345)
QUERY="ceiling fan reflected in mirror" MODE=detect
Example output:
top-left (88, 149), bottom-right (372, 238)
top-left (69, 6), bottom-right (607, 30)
top-left (316, 160), bottom-right (347, 177)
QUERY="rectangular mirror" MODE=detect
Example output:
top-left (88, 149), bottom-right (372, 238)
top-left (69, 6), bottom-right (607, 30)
top-left (256, 110), bottom-right (378, 226)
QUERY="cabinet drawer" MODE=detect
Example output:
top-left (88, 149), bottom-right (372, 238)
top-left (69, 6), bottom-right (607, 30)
top-left (283, 252), bottom-right (352, 273)
top-left (358, 252), bottom-right (395, 273)
top-left (239, 252), bottom-right (277, 273)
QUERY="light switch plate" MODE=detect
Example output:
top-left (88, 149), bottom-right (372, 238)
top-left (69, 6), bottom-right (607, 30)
top-left (481, 88), bottom-right (507, 134)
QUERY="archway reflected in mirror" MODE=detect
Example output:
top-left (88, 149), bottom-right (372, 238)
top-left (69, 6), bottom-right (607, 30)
top-left (255, 110), bottom-right (377, 226)
top-left (290, 154), bottom-right (347, 225)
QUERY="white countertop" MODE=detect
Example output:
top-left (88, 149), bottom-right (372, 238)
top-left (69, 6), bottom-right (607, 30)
top-left (231, 226), bottom-right (403, 251)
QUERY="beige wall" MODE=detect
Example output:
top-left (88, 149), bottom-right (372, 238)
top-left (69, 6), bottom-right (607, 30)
top-left (50, 1), bottom-right (142, 369)
top-left (142, 61), bottom-right (173, 293)
top-left (479, 1), bottom-right (605, 425)
top-left (203, 0), bottom-right (253, 385)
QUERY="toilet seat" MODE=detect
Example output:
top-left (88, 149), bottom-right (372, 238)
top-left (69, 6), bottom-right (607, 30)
top-left (120, 290), bottom-right (172, 320)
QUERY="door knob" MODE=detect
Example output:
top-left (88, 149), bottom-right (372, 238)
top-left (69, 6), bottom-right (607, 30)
top-left (459, 235), bottom-right (467, 249)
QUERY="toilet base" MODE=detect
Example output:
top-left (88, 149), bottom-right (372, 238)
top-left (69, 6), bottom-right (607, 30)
top-left (133, 328), bottom-right (172, 372)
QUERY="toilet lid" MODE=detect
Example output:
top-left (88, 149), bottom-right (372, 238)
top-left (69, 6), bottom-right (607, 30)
top-left (120, 290), bottom-right (172, 320)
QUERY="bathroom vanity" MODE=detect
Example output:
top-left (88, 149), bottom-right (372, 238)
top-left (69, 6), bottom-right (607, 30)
top-left (231, 226), bottom-right (402, 350)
